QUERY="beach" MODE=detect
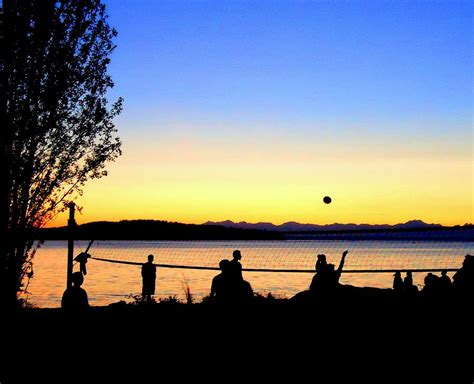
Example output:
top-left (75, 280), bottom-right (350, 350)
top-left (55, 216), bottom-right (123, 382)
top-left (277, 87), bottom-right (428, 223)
top-left (24, 240), bottom-right (472, 308)
top-left (4, 294), bottom-right (472, 383)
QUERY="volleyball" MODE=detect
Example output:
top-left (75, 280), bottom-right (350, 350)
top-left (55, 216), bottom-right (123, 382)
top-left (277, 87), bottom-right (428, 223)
top-left (323, 196), bottom-right (332, 204)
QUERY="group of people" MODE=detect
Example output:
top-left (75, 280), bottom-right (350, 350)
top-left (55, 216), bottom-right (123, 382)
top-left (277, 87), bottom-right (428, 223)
top-left (392, 254), bottom-right (474, 298)
top-left (309, 250), bottom-right (348, 292)
top-left (141, 249), bottom-right (254, 305)
top-left (209, 250), bottom-right (254, 304)
top-left (422, 271), bottom-right (452, 296)
top-left (392, 271), bottom-right (419, 295)
top-left (62, 249), bottom-right (474, 311)
top-left (62, 253), bottom-right (158, 312)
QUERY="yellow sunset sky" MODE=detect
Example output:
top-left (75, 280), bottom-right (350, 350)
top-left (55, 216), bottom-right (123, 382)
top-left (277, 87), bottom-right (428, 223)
top-left (48, 2), bottom-right (473, 227)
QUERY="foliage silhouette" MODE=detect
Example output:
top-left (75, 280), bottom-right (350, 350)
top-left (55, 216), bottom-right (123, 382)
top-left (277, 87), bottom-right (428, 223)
top-left (0, 0), bottom-right (121, 307)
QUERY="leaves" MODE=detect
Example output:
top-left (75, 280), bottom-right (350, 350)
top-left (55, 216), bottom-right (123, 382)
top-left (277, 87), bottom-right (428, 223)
top-left (1, 0), bottom-right (122, 298)
top-left (3, 0), bottom-right (122, 230)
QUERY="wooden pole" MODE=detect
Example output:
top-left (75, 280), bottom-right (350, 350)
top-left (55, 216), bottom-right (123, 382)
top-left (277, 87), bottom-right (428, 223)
top-left (67, 203), bottom-right (76, 289)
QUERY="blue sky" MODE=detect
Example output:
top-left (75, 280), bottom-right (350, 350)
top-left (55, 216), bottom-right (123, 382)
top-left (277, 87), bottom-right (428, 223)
top-left (105, 1), bottom-right (472, 133)
top-left (72, 1), bottom-right (473, 226)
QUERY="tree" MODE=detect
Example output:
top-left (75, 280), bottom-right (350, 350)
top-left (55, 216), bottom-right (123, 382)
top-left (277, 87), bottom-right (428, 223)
top-left (0, 0), bottom-right (122, 307)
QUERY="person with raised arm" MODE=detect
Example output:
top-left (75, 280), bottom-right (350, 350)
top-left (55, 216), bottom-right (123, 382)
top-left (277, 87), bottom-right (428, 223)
top-left (310, 250), bottom-right (349, 291)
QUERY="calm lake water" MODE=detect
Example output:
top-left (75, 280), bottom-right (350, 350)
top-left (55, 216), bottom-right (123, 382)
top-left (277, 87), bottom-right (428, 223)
top-left (24, 240), bottom-right (473, 308)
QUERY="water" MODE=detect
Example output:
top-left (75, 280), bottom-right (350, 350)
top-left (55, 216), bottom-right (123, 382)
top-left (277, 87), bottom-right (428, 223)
top-left (24, 240), bottom-right (473, 308)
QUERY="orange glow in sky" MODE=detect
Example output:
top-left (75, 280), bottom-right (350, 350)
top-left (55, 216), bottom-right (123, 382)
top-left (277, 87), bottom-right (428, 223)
top-left (48, 124), bottom-right (473, 227)
top-left (45, 2), bottom-right (473, 228)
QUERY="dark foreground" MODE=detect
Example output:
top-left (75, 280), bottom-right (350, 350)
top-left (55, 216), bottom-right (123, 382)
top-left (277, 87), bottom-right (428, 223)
top-left (2, 291), bottom-right (473, 383)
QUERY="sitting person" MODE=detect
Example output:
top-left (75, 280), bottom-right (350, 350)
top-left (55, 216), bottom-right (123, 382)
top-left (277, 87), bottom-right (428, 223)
top-left (61, 272), bottom-right (89, 312)
top-left (210, 254), bottom-right (254, 304)
top-left (210, 259), bottom-right (231, 304)
top-left (403, 271), bottom-right (419, 295)
top-left (452, 254), bottom-right (474, 296)
top-left (229, 249), bottom-right (243, 282)
top-left (439, 270), bottom-right (452, 291)
top-left (393, 271), bottom-right (404, 292)
top-left (315, 254), bottom-right (327, 273)
top-left (239, 279), bottom-right (254, 304)
top-left (310, 254), bottom-right (327, 291)
top-left (421, 272), bottom-right (441, 297)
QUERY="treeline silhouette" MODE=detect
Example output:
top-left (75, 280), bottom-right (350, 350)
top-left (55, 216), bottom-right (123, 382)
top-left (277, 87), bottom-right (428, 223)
top-left (31, 220), bottom-right (284, 240)
top-left (27, 220), bottom-right (473, 241)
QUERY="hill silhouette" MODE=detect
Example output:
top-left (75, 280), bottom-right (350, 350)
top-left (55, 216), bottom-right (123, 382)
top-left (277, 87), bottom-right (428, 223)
top-left (32, 220), bottom-right (283, 240)
top-left (28, 219), bottom-right (473, 241)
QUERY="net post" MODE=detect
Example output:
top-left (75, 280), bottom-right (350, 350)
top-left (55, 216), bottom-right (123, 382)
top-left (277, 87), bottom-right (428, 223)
top-left (66, 203), bottom-right (76, 289)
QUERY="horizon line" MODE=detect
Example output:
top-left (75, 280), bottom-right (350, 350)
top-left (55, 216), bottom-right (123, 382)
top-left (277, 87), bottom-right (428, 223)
top-left (43, 218), bottom-right (472, 229)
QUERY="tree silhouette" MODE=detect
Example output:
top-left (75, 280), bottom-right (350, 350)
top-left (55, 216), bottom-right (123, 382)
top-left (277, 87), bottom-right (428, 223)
top-left (0, 0), bottom-right (122, 307)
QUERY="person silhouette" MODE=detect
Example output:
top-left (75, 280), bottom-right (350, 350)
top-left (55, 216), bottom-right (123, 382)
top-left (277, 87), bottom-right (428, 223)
top-left (422, 272), bottom-right (440, 297)
top-left (393, 271), bottom-right (403, 292)
top-left (210, 259), bottom-right (230, 304)
top-left (141, 254), bottom-right (156, 302)
top-left (452, 254), bottom-right (474, 296)
top-left (219, 250), bottom-right (254, 304)
top-left (316, 254), bottom-right (327, 273)
top-left (229, 249), bottom-right (243, 282)
top-left (310, 254), bottom-right (327, 291)
top-left (239, 279), bottom-right (254, 304)
top-left (439, 270), bottom-right (452, 291)
top-left (310, 250), bottom-right (348, 291)
top-left (403, 271), bottom-right (418, 295)
top-left (61, 271), bottom-right (89, 312)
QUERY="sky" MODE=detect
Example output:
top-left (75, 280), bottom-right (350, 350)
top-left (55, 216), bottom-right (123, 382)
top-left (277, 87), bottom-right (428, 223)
top-left (53, 0), bottom-right (473, 227)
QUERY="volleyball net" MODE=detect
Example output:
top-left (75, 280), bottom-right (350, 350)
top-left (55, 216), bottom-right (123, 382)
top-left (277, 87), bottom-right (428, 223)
top-left (76, 239), bottom-right (470, 273)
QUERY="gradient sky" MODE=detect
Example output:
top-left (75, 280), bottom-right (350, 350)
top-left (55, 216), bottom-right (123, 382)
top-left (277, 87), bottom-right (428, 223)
top-left (53, 0), bottom-right (473, 227)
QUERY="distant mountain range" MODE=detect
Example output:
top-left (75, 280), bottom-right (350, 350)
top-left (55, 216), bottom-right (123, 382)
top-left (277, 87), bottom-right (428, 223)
top-left (203, 219), bottom-right (460, 232)
top-left (32, 219), bottom-right (472, 241)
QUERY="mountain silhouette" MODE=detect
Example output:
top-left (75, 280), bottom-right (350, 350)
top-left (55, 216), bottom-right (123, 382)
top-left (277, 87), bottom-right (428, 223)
top-left (28, 219), bottom-right (472, 241)
top-left (31, 220), bottom-right (283, 240)
top-left (203, 219), bottom-right (445, 232)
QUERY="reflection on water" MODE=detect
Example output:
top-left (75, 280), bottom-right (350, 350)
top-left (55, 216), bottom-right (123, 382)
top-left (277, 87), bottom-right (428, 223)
top-left (24, 240), bottom-right (472, 308)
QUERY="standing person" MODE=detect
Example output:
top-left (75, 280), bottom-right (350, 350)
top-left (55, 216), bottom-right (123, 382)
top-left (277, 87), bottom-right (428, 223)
top-left (142, 254), bottom-right (157, 302)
